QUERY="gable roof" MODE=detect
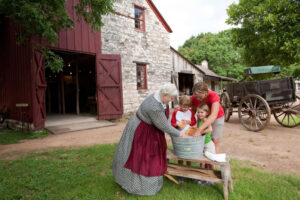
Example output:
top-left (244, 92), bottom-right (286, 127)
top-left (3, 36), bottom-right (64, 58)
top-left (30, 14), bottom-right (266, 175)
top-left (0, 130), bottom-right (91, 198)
top-left (146, 0), bottom-right (172, 33)
top-left (170, 46), bottom-right (205, 74)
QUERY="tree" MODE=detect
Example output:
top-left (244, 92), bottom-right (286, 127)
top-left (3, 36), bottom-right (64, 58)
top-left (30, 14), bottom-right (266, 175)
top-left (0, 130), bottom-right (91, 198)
top-left (226, 0), bottom-right (300, 67)
top-left (0, 0), bottom-right (115, 72)
top-left (178, 30), bottom-right (245, 80)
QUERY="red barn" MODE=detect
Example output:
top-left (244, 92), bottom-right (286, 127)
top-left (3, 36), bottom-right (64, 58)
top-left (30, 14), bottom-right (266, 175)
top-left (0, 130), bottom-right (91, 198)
top-left (0, 0), bottom-right (123, 130)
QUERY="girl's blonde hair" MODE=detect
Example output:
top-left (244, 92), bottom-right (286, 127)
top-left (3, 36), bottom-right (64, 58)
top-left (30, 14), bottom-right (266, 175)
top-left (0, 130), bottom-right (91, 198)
top-left (197, 103), bottom-right (210, 115)
top-left (179, 95), bottom-right (191, 106)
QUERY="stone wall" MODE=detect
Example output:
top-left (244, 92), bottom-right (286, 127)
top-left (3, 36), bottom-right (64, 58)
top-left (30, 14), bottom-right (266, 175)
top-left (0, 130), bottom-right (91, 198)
top-left (101, 0), bottom-right (172, 113)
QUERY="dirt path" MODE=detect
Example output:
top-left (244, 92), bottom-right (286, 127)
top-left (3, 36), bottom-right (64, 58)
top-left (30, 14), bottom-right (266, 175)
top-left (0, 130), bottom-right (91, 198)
top-left (0, 114), bottom-right (299, 175)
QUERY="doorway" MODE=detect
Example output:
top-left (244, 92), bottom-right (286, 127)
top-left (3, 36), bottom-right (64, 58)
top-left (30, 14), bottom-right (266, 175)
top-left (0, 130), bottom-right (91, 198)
top-left (45, 51), bottom-right (96, 115)
top-left (178, 73), bottom-right (194, 95)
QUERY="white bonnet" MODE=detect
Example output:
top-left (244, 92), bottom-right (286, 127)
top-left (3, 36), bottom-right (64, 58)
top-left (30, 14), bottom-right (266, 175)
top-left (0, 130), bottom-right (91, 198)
top-left (159, 83), bottom-right (178, 96)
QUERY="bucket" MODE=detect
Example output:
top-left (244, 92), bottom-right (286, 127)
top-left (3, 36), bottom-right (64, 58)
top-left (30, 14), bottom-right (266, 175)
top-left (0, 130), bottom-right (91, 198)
top-left (171, 136), bottom-right (205, 159)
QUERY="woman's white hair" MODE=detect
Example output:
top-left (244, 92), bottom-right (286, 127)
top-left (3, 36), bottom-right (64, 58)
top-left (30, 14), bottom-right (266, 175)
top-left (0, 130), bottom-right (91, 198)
top-left (159, 83), bottom-right (178, 96)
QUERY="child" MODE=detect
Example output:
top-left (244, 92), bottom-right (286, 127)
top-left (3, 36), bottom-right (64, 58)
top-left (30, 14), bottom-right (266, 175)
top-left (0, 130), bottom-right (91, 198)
top-left (196, 103), bottom-right (216, 154)
top-left (196, 103), bottom-right (216, 185)
top-left (171, 95), bottom-right (196, 183)
top-left (171, 95), bottom-right (196, 130)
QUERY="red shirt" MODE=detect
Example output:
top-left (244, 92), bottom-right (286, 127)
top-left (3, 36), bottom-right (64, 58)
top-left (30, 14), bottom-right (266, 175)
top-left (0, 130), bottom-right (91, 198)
top-left (191, 90), bottom-right (224, 119)
top-left (171, 108), bottom-right (196, 128)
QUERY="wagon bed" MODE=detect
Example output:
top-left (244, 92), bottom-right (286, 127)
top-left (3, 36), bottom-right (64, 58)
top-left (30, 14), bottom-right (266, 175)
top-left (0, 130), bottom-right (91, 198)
top-left (221, 66), bottom-right (299, 131)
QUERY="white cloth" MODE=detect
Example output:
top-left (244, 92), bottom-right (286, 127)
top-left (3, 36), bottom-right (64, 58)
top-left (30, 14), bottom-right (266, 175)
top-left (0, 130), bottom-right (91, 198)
top-left (204, 141), bottom-right (216, 154)
top-left (204, 151), bottom-right (227, 163)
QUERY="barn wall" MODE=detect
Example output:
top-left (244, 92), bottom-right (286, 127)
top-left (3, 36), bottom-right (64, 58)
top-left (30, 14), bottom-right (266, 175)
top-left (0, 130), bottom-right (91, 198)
top-left (50, 0), bottom-right (101, 55)
top-left (0, 20), bottom-right (34, 128)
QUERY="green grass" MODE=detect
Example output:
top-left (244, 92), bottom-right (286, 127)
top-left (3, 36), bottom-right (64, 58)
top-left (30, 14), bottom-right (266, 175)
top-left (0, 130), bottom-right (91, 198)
top-left (0, 144), bottom-right (299, 200)
top-left (0, 128), bottom-right (51, 144)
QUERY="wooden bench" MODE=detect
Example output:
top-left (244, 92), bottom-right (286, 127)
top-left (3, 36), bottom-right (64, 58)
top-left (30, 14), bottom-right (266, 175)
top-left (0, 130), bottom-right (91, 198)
top-left (165, 149), bottom-right (233, 200)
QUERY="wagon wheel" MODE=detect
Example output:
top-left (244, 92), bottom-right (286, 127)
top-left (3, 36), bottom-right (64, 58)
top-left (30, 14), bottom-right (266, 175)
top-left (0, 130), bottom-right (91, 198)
top-left (238, 94), bottom-right (271, 132)
top-left (221, 92), bottom-right (231, 122)
top-left (273, 96), bottom-right (300, 128)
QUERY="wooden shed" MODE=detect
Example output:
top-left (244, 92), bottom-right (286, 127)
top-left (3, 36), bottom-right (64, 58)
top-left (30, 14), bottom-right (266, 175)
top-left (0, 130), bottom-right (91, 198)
top-left (0, 0), bottom-right (123, 130)
top-left (170, 47), bottom-right (205, 95)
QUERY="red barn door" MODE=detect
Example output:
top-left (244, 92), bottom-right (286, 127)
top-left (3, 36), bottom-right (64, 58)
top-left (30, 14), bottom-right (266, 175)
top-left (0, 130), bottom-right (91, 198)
top-left (96, 54), bottom-right (123, 119)
top-left (32, 51), bottom-right (47, 129)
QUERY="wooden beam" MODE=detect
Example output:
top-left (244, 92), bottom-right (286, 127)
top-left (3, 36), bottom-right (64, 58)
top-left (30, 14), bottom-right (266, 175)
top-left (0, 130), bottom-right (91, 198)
top-left (57, 79), bottom-right (61, 113)
top-left (60, 73), bottom-right (65, 114)
top-left (47, 85), bottom-right (51, 113)
top-left (76, 64), bottom-right (80, 115)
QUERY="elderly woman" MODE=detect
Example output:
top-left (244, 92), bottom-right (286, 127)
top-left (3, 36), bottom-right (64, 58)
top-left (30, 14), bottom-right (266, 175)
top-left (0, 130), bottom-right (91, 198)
top-left (112, 83), bottom-right (185, 196)
top-left (191, 82), bottom-right (225, 153)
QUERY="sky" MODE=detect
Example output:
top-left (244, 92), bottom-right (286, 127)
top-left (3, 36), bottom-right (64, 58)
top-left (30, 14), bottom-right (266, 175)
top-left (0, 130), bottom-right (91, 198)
top-left (151, 0), bottom-right (238, 49)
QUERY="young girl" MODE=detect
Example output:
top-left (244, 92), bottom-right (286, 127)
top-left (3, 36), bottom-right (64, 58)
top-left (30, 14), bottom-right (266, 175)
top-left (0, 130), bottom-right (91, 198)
top-left (195, 104), bottom-right (216, 185)
top-left (197, 103), bottom-right (216, 154)
top-left (171, 95), bottom-right (196, 130)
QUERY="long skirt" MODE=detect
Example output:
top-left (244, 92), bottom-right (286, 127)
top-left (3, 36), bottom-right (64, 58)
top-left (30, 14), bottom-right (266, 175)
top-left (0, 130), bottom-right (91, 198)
top-left (112, 115), bottom-right (167, 195)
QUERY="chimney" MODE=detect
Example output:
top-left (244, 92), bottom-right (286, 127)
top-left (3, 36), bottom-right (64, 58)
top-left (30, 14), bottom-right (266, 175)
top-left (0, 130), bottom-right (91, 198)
top-left (201, 60), bottom-right (209, 69)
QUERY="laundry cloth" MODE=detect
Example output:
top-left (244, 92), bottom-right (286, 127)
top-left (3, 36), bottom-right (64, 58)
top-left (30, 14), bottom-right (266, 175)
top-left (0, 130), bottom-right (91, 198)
top-left (204, 151), bottom-right (227, 162)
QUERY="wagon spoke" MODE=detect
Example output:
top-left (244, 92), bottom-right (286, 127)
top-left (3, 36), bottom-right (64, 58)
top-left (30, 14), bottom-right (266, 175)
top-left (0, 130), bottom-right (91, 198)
top-left (282, 113), bottom-right (287, 123)
top-left (276, 112), bottom-right (285, 117)
top-left (257, 117), bottom-right (264, 127)
top-left (254, 119), bottom-right (258, 129)
top-left (290, 115), bottom-right (297, 125)
top-left (248, 118), bottom-right (252, 128)
top-left (244, 101), bottom-right (251, 110)
top-left (249, 98), bottom-right (254, 109)
top-left (254, 98), bottom-right (257, 109)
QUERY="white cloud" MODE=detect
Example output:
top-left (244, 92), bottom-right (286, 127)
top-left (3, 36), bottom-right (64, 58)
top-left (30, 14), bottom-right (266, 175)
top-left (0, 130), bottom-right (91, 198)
top-left (151, 0), bottom-right (238, 49)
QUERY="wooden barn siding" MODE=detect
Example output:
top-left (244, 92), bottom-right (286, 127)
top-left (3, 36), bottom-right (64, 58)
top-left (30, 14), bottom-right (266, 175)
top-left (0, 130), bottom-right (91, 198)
top-left (50, 0), bottom-right (101, 54)
top-left (1, 0), bottom-right (103, 128)
top-left (171, 50), bottom-right (202, 74)
top-left (0, 20), bottom-right (33, 122)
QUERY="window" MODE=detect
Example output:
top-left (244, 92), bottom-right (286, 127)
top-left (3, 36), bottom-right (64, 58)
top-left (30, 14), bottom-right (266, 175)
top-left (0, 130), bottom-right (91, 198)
top-left (134, 6), bottom-right (145, 31)
top-left (136, 64), bottom-right (147, 89)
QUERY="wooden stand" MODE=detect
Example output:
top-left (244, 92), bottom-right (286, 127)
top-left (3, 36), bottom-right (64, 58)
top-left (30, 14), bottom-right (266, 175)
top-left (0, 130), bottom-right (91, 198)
top-left (166, 149), bottom-right (233, 200)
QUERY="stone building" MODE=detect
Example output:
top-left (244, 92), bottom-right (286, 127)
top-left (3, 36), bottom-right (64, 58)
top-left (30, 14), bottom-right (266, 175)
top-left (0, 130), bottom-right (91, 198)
top-left (101, 0), bottom-right (172, 113)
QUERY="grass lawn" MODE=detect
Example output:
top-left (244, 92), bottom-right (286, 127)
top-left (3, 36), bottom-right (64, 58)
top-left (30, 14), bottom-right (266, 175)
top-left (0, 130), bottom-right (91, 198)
top-left (0, 128), bottom-right (51, 145)
top-left (0, 144), bottom-right (299, 200)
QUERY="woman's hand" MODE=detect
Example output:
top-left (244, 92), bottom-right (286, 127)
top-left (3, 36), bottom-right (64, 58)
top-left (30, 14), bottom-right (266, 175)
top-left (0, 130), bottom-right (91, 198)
top-left (179, 133), bottom-right (190, 138)
top-left (183, 120), bottom-right (191, 125)
top-left (193, 127), bottom-right (204, 137)
top-left (179, 125), bottom-right (189, 137)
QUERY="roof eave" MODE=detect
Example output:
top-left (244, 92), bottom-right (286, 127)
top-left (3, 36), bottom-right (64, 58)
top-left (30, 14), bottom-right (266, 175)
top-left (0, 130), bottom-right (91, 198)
top-left (146, 0), bottom-right (172, 33)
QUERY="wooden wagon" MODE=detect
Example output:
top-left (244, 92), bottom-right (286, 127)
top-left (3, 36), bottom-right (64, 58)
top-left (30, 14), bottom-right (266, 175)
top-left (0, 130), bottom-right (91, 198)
top-left (221, 66), bottom-right (300, 131)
